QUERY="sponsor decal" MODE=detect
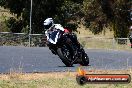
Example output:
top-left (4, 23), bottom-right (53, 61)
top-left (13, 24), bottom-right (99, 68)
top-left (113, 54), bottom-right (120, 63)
top-left (76, 67), bottom-right (131, 85)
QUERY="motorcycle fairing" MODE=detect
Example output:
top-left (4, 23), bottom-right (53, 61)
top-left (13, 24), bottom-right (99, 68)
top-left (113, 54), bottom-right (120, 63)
top-left (48, 30), bottom-right (60, 44)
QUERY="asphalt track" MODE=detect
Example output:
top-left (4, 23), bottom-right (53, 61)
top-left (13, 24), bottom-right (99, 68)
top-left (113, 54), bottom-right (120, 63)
top-left (0, 46), bottom-right (132, 73)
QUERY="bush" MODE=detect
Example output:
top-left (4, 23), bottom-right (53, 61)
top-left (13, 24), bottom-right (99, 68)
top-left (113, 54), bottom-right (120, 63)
top-left (6, 17), bottom-right (23, 33)
top-left (64, 23), bottom-right (78, 32)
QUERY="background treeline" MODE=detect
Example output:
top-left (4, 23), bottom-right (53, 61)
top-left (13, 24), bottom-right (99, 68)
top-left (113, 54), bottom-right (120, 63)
top-left (0, 0), bottom-right (131, 38)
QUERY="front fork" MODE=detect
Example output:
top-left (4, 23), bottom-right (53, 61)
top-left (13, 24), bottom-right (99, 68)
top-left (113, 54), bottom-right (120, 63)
top-left (69, 43), bottom-right (83, 64)
top-left (73, 46), bottom-right (85, 64)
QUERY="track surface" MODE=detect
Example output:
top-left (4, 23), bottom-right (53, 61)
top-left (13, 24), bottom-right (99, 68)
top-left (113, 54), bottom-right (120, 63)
top-left (0, 46), bottom-right (132, 73)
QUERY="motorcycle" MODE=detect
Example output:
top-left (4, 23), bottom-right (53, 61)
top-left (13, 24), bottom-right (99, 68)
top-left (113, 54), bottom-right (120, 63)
top-left (46, 29), bottom-right (89, 67)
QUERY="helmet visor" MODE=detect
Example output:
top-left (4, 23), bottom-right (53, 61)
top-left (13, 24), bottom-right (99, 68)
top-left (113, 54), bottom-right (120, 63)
top-left (44, 25), bottom-right (51, 30)
top-left (44, 22), bottom-right (52, 30)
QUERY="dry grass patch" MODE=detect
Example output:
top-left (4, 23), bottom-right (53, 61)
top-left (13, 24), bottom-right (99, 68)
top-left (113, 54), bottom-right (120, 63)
top-left (0, 69), bottom-right (131, 88)
top-left (76, 25), bottom-right (114, 38)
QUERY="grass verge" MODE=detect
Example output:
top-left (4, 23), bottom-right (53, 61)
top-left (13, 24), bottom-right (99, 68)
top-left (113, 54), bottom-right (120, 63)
top-left (0, 69), bottom-right (132, 88)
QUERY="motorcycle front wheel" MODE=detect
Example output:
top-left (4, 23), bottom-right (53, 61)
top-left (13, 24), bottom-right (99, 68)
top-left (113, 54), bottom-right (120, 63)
top-left (80, 52), bottom-right (89, 66)
top-left (57, 46), bottom-right (73, 67)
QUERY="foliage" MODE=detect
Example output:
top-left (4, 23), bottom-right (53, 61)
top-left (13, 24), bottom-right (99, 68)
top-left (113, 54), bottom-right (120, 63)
top-left (0, 21), bottom-right (9, 32)
top-left (0, 0), bottom-right (131, 40)
top-left (112, 0), bottom-right (130, 38)
top-left (0, 0), bottom-right (83, 33)
top-left (6, 17), bottom-right (24, 33)
top-left (59, 0), bottom-right (83, 31)
top-left (82, 0), bottom-right (108, 34)
top-left (83, 0), bottom-right (130, 38)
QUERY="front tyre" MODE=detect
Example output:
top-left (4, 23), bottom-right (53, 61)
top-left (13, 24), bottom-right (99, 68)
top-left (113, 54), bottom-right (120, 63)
top-left (57, 47), bottom-right (73, 67)
top-left (80, 52), bottom-right (89, 66)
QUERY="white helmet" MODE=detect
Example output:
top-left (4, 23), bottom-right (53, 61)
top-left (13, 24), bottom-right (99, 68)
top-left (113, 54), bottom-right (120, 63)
top-left (130, 26), bottom-right (132, 30)
top-left (43, 18), bottom-right (54, 30)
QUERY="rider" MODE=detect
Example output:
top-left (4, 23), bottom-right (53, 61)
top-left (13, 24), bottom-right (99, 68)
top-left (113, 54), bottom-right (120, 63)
top-left (129, 26), bottom-right (132, 48)
top-left (43, 18), bottom-right (81, 54)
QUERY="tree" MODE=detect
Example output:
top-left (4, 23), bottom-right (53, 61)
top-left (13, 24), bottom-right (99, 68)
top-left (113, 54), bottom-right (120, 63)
top-left (0, 0), bottom-right (81, 33)
top-left (82, 0), bottom-right (131, 39)
top-left (100, 0), bottom-right (130, 38)
top-left (0, 0), bottom-right (131, 40)
top-left (82, 0), bottom-right (108, 34)
top-left (6, 17), bottom-right (23, 33)
top-left (100, 0), bottom-right (130, 44)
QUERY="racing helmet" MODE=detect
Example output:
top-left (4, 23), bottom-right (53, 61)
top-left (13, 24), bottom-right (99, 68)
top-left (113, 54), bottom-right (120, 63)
top-left (130, 26), bottom-right (132, 30)
top-left (43, 18), bottom-right (54, 30)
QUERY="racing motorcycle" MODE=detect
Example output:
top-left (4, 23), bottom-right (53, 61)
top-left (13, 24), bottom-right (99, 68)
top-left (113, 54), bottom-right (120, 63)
top-left (46, 29), bottom-right (89, 67)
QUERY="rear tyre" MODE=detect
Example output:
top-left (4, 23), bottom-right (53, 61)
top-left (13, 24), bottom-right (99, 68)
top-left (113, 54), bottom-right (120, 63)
top-left (57, 47), bottom-right (73, 67)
